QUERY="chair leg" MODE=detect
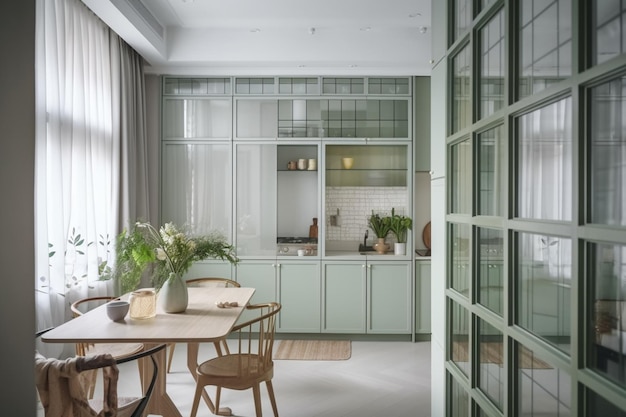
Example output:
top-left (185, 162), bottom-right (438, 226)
top-left (167, 343), bottom-right (175, 373)
top-left (213, 341), bottom-right (223, 356)
top-left (266, 380), bottom-right (279, 417)
top-left (252, 383), bottom-right (263, 417)
top-left (189, 379), bottom-right (204, 417)
top-left (215, 386), bottom-right (222, 414)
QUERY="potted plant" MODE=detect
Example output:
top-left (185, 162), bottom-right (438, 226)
top-left (389, 208), bottom-right (412, 255)
top-left (368, 211), bottom-right (392, 254)
top-left (115, 221), bottom-right (239, 313)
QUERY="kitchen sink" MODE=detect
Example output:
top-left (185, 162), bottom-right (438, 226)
top-left (358, 244), bottom-right (375, 252)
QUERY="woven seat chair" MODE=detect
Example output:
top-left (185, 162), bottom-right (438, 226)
top-left (190, 302), bottom-right (281, 417)
top-left (70, 296), bottom-right (145, 398)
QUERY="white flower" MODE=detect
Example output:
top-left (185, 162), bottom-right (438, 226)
top-left (156, 247), bottom-right (167, 261)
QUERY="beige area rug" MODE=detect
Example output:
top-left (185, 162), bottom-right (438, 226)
top-left (453, 342), bottom-right (551, 369)
top-left (274, 340), bottom-right (352, 361)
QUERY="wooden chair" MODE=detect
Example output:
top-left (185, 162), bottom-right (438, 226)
top-left (35, 328), bottom-right (166, 417)
top-left (70, 296), bottom-right (145, 398)
top-left (190, 302), bottom-right (281, 417)
top-left (167, 277), bottom-right (241, 373)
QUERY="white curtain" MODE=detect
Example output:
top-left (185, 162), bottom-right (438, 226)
top-left (34, 0), bottom-right (150, 339)
top-left (518, 98), bottom-right (573, 284)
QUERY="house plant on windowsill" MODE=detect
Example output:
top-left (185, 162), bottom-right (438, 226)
top-left (368, 211), bottom-right (392, 254)
top-left (115, 221), bottom-right (239, 313)
top-left (389, 208), bottom-right (412, 255)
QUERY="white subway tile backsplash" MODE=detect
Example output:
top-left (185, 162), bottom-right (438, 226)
top-left (325, 186), bottom-right (408, 242)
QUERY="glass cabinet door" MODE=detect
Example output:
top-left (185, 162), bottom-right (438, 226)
top-left (161, 143), bottom-right (232, 238)
top-left (163, 98), bottom-right (231, 139)
top-left (235, 143), bottom-right (277, 256)
top-left (235, 99), bottom-right (278, 138)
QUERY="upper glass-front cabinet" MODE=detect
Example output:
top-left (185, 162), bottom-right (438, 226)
top-left (232, 77), bottom-right (411, 140)
top-left (161, 143), bottom-right (232, 239)
top-left (163, 98), bottom-right (232, 140)
top-left (163, 77), bottom-right (232, 140)
top-left (235, 143), bottom-right (320, 257)
top-left (235, 98), bottom-right (410, 140)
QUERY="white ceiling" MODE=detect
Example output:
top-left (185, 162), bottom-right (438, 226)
top-left (82, 0), bottom-right (432, 76)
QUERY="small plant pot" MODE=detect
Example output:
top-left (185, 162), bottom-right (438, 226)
top-left (394, 242), bottom-right (406, 255)
top-left (373, 238), bottom-right (389, 254)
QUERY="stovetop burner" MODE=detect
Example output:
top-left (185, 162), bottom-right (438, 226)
top-left (277, 237), bottom-right (318, 244)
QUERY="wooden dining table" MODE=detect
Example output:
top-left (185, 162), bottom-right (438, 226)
top-left (41, 286), bottom-right (255, 417)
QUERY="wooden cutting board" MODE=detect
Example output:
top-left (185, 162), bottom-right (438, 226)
top-left (422, 221), bottom-right (431, 249)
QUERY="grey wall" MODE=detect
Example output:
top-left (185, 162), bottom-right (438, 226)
top-left (0, 1), bottom-right (37, 415)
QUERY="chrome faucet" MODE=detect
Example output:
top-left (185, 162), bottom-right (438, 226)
top-left (363, 230), bottom-right (369, 247)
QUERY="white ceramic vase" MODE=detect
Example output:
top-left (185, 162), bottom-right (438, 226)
top-left (158, 272), bottom-right (188, 313)
top-left (394, 242), bottom-right (406, 255)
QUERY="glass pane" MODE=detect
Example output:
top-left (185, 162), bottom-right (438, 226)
top-left (589, 242), bottom-right (626, 386)
top-left (518, 0), bottom-right (572, 99)
top-left (478, 125), bottom-right (505, 216)
top-left (235, 144), bottom-right (277, 256)
top-left (452, 45), bottom-right (472, 133)
top-left (161, 143), bottom-right (231, 239)
top-left (453, 0), bottom-right (472, 41)
top-left (517, 98), bottom-right (572, 221)
top-left (478, 319), bottom-right (504, 409)
top-left (478, 228), bottom-right (504, 315)
top-left (592, 1), bottom-right (626, 65)
top-left (479, 0), bottom-right (497, 13)
top-left (586, 387), bottom-right (626, 417)
top-left (450, 374), bottom-right (470, 417)
top-left (518, 344), bottom-right (571, 416)
top-left (479, 8), bottom-right (505, 119)
top-left (590, 77), bottom-right (626, 226)
top-left (516, 232), bottom-right (572, 352)
top-left (163, 99), bottom-right (231, 139)
top-left (236, 100), bottom-right (278, 138)
top-left (451, 301), bottom-right (470, 377)
top-left (451, 139), bottom-right (472, 214)
top-left (451, 223), bottom-right (471, 296)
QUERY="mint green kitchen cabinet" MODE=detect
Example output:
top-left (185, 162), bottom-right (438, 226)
top-left (183, 260), bottom-right (234, 281)
top-left (415, 260), bottom-right (431, 334)
top-left (368, 261), bottom-right (412, 334)
top-left (277, 261), bottom-right (321, 332)
top-left (235, 260), bottom-right (277, 324)
top-left (322, 262), bottom-right (367, 333)
top-left (478, 261), bottom-right (503, 316)
top-left (322, 260), bottom-right (412, 334)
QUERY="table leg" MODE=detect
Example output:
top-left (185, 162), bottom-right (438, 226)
top-left (187, 342), bottom-right (233, 416)
top-left (143, 343), bottom-right (183, 417)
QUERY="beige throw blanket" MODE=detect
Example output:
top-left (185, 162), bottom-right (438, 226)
top-left (35, 352), bottom-right (119, 417)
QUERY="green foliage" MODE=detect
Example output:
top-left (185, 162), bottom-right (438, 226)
top-left (115, 221), bottom-right (239, 293)
top-left (368, 211), bottom-right (392, 239)
top-left (115, 227), bottom-right (156, 295)
top-left (389, 207), bottom-right (412, 243)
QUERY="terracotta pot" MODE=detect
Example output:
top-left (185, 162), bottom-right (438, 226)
top-left (373, 238), bottom-right (389, 254)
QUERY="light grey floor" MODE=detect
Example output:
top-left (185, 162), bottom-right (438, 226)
top-left (39, 340), bottom-right (432, 417)
top-left (147, 340), bottom-right (432, 417)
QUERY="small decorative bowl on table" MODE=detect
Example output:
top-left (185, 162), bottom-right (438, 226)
top-left (106, 300), bottom-right (130, 322)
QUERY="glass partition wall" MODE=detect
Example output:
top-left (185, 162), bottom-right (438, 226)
top-left (443, 0), bottom-right (626, 415)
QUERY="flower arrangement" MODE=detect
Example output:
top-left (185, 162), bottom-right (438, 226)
top-left (115, 221), bottom-right (239, 294)
top-left (389, 208), bottom-right (412, 244)
top-left (368, 211), bottom-right (392, 239)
